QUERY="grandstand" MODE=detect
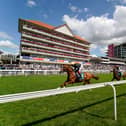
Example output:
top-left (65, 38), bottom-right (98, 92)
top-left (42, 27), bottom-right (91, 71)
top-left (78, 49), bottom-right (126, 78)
top-left (18, 19), bottom-right (90, 67)
top-left (0, 19), bottom-right (126, 70)
top-left (100, 57), bottom-right (126, 65)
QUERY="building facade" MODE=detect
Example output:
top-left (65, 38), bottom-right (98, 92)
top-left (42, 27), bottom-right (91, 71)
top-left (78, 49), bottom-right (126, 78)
top-left (114, 43), bottom-right (126, 59)
top-left (107, 43), bottom-right (126, 59)
top-left (18, 19), bottom-right (90, 66)
top-left (107, 44), bottom-right (114, 57)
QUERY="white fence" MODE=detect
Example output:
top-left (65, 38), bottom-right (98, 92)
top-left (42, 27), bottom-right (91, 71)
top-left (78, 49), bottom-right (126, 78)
top-left (0, 69), bottom-right (114, 76)
top-left (0, 80), bottom-right (126, 120)
top-left (0, 69), bottom-right (61, 76)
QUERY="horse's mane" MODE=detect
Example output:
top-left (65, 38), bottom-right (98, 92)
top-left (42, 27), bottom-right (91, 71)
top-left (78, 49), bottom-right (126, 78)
top-left (63, 64), bottom-right (73, 72)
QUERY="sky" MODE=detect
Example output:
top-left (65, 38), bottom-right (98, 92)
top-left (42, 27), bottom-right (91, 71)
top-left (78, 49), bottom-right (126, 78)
top-left (1, 0), bottom-right (126, 57)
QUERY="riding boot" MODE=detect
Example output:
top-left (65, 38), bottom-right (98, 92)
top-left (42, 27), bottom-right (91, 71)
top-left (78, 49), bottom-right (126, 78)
top-left (76, 72), bottom-right (82, 81)
top-left (75, 72), bottom-right (79, 80)
top-left (78, 73), bottom-right (82, 81)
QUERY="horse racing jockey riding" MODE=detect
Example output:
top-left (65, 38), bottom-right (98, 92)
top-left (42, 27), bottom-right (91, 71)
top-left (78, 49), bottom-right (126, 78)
top-left (111, 65), bottom-right (121, 81)
top-left (71, 63), bottom-right (82, 81)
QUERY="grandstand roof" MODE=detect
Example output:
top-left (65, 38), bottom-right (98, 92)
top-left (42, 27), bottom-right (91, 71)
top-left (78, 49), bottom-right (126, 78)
top-left (27, 20), bottom-right (54, 30)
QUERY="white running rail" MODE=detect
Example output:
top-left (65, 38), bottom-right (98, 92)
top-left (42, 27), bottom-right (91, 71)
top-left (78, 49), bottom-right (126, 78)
top-left (0, 69), bottom-right (61, 76)
top-left (0, 80), bottom-right (126, 120)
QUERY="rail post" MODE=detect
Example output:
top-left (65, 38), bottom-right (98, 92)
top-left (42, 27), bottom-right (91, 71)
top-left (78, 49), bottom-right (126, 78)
top-left (105, 83), bottom-right (117, 120)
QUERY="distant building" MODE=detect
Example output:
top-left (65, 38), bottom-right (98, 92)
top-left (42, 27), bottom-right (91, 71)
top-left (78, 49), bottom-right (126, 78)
top-left (0, 54), bottom-right (18, 64)
top-left (107, 44), bottom-right (114, 57)
top-left (18, 19), bottom-right (90, 65)
top-left (96, 56), bottom-right (125, 65)
top-left (114, 43), bottom-right (126, 59)
top-left (107, 43), bottom-right (126, 59)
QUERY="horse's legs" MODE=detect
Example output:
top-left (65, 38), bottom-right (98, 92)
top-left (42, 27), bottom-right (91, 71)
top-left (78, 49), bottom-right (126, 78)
top-left (83, 80), bottom-right (86, 85)
top-left (60, 81), bottom-right (67, 88)
top-left (87, 80), bottom-right (90, 84)
top-left (60, 81), bottom-right (74, 88)
top-left (111, 75), bottom-right (118, 81)
top-left (83, 79), bottom-right (90, 84)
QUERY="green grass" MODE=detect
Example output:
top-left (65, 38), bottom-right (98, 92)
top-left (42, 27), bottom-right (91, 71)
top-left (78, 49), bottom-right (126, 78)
top-left (0, 73), bottom-right (113, 95)
top-left (0, 74), bottom-right (64, 95)
top-left (0, 73), bottom-right (126, 126)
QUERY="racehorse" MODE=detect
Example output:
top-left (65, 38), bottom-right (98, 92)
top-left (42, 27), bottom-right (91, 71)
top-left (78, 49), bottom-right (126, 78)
top-left (111, 67), bottom-right (126, 81)
top-left (111, 70), bottom-right (121, 81)
top-left (60, 64), bottom-right (99, 87)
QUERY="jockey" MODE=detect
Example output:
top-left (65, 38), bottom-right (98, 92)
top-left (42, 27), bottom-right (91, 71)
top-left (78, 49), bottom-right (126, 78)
top-left (116, 65), bottom-right (121, 77)
top-left (111, 65), bottom-right (121, 81)
top-left (71, 62), bottom-right (82, 81)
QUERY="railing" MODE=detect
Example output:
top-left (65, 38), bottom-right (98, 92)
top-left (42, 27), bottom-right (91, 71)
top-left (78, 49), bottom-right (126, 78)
top-left (0, 70), bottom-right (61, 76)
top-left (0, 69), bottom-right (119, 76)
top-left (23, 26), bottom-right (90, 48)
top-left (0, 80), bottom-right (126, 120)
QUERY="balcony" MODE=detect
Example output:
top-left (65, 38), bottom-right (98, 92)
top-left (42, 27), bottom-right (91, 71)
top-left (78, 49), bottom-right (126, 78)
top-left (23, 25), bottom-right (90, 48)
top-left (22, 33), bottom-right (89, 52)
top-left (21, 41), bottom-right (89, 57)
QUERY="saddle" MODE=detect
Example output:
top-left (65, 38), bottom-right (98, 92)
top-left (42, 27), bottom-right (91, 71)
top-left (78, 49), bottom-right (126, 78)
top-left (75, 72), bottom-right (83, 81)
top-left (118, 72), bottom-right (121, 77)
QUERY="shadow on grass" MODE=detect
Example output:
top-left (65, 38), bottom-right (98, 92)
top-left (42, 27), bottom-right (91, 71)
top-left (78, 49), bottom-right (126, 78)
top-left (22, 93), bottom-right (126, 126)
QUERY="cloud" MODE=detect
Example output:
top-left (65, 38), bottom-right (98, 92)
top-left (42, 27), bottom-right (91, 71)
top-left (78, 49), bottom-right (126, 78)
top-left (106, 0), bottom-right (126, 4)
top-left (0, 40), bottom-right (18, 49)
top-left (63, 5), bottom-right (126, 48)
top-left (84, 8), bottom-right (89, 12)
top-left (91, 54), bottom-right (98, 57)
top-left (69, 5), bottom-right (82, 13)
top-left (90, 44), bottom-right (97, 49)
top-left (27, 0), bottom-right (36, 7)
top-left (0, 32), bottom-right (13, 40)
top-left (68, 3), bottom-right (88, 13)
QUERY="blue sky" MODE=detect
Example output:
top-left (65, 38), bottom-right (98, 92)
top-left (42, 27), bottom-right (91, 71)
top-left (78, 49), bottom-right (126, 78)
top-left (0, 0), bottom-right (126, 57)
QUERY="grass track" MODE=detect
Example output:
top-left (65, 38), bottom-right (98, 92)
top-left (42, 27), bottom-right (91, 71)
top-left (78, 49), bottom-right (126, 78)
top-left (0, 73), bottom-right (126, 126)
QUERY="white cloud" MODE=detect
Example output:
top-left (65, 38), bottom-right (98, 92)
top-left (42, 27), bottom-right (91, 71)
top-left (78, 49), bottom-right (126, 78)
top-left (69, 5), bottom-right (77, 12)
top-left (84, 8), bottom-right (89, 12)
top-left (0, 40), bottom-right (18, 49)
top-left (91, 54), bottom-right (98, 57)
top-left (90, 44), bottom-right (97, 49)
top-left (0, 32), bottom-right (13, 40)
top-left (68, 3), bottom-right (88, 13)
top-left (106, 0), bottom-right (126, 4)
top-left (63, 5), bottom-right (126, 48)
top-left (113, 5), bottom-right (126, 25)
top-left (27, 0), bottom-right (36, 7)
top-left (69, 5), bottom-right (82, 13)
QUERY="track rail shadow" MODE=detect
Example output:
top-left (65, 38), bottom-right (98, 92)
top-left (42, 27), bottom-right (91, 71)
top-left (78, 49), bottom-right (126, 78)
top-left (22, 93), bottom-right (126, 126)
